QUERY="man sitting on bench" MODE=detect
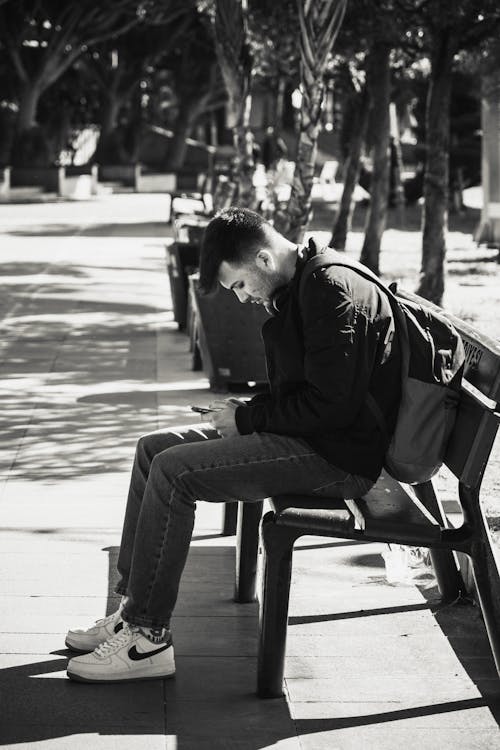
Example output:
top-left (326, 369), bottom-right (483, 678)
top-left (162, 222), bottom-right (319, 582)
top-left (65, 206), bottom-right (401, 684)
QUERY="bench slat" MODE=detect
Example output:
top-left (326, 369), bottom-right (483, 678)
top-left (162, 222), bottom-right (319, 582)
top-left (445, 392), bottom-right (500, 486)
top-left (349, 473), bottom-right (442, 544)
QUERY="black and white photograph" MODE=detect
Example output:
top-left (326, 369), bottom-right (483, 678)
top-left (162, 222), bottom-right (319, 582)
top-left (1, 1), bottom-right (500, 748)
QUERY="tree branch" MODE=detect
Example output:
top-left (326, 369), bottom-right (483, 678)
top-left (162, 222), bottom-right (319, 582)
top-left (6, 41), bottom-right (29, 83)
top-left (0, 7), bottom-right (29, 83)
top-left (461, 14), bottom-right (500, 50)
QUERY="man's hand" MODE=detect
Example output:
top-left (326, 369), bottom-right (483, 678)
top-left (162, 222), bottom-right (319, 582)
top-left (202, 398), bottom-right (242, 438)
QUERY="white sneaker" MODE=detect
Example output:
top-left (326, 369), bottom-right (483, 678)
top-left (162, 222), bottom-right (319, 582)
top-left (67, 624), bottom-right (175, 683)
top-left (65, 608), bottom-right (124, 653)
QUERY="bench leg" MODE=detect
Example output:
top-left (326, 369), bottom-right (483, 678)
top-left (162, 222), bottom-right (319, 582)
top-left (413, 482), bottom-right (464, 601)
top-left (257, 513), bottom-right (302, 698)
top-left (222, 502), bottom-right (238, 536)
top-left (234, 501), bottom-right (264, 603)
top-left (461, 486), bottom-right (500, 677)
top-left (428, 547), bottom-right (464, 602)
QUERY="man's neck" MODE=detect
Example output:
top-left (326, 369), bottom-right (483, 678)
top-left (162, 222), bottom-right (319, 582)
top-left (281, 243), bottom-right (300, 283)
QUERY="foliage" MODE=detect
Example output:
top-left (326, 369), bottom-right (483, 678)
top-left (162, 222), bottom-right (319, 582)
top-left (0, 0), bottom-right (151, 96)
top-left (0, 0), bottom-right (187, 163)
top-left (246, 0), bottom-right (299, 89)
top-left (83, 8), bottom-right (197, 164)
top-left (395, 0), bottom-right (500, 53)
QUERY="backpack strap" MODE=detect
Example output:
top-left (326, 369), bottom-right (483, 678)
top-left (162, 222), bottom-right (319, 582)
top-left (298, 244), bottom-right (409, 438)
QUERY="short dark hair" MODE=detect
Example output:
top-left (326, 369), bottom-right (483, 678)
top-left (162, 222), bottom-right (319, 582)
top-left (199, 207), bottom-right (270, 295)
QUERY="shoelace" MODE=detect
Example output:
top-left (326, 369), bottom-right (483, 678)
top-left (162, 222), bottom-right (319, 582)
top-left (95, 611), bottom-right (121, 628)
top-left (94, 624), bottom-right (138, 658)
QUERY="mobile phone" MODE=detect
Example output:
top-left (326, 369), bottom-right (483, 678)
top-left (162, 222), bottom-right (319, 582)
top-left (191, 405), bottom-right (216, 414)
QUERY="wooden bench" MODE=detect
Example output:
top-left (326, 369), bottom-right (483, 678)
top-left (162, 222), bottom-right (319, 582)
top-left (232, 289), bottom-right (500, 698)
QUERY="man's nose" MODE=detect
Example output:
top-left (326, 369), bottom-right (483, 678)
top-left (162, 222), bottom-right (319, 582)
top-left (234, 288), bottom-right (249, 303)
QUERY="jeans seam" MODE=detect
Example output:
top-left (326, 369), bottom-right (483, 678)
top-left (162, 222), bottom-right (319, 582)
top-left (143, 484), bottom-right (172, 621)
top-left (312, 479), bottom-right (348, 492)
top-left (173, 451), bottom-right (320, 485)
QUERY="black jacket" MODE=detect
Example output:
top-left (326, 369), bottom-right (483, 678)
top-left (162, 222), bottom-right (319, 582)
top-left (235, 242), bottom-right (401, 481)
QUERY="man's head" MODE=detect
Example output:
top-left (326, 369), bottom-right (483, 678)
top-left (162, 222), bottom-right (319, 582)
top-left (199, 207), bottom-right (296, 310)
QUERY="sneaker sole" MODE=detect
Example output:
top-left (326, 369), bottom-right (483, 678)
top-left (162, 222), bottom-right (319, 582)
top-left (65, 639), bottom-right (98, 654)
top-left (67, 670), bottom-right (175, 683)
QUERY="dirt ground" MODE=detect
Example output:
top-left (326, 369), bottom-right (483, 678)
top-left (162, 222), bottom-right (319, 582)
top-left (309, 201), bottom-right (500, 544)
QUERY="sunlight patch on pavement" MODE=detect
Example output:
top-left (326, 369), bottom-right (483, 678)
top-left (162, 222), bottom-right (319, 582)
top-left (1, 377), bottom-right (208, 398)
top-left (1, 311), bottom-right (169, 328)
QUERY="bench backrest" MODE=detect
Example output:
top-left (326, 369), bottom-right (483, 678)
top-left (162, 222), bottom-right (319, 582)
top-left (398, 290), bottom-right (500, 489)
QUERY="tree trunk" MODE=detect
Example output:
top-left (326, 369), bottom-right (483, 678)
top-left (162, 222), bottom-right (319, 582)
top-left (389, 103), bottom-right (405, 226)
top-left (213, 0), bottom-right (256, 208)
top-left (232, 107), bottom-right (256, 208)
top-left (275, 70), bottom-right (323, 242)
top-left (17, 82), bottom-right (43, 132)
top-left (331, 86), bottom-right (370, 250)
top-left (164, 107), bottom-right (193, 171)
top-left (222, 68), bottom-right (255, 207)
top-left (164, 91), bottom-right (213, 172)
top-left (360, 43), bottom-right (391, 275)
top-left (11, 81), bottom-right (51, 166)
top-left (93, 92), bottom-right (123, 165)
top-left (269, 76), bottom-right (286, 131)
top-left (275, 0), bottom-right (347, 243)
top-left (416, 31), bottom-right (456, 304)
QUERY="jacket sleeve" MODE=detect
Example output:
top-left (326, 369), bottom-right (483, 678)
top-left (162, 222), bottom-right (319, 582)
top-left (235, 271), bottom-right (381, 436)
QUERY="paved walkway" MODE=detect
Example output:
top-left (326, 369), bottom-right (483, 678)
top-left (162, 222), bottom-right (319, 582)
top-left (0, 195), bottom-right (499, 749)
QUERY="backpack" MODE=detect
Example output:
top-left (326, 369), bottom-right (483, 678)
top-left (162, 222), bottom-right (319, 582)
top-left (300, 246), bottom-right (465, 485)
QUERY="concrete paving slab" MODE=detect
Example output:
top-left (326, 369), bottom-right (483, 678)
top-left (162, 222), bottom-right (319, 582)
top-left (163, 697), bottom-right (297, 743)
top-left (287, 608), bottom-right (446, 637)
top-left (285, 630), bottom-right (495, 659)
top-left (290, 699), bottom-right (500, 728)
top-left (295, 727), bottom-right (500, 750)
top-left (0, 653), bottom-right (165, 730)
top-left (0, 499), bottom-right (126, 529)
top-left (0, 528), bottom-right (122, 553)
top-left (286, 674), bottom-right (500, 704)
top-left (0, 595), bottom-right (118, 618)
top-left (0, 357), bottom-right (58, 374)
top-left (285, 652), bottom-right (499, 680)
top-left (170, 617), bottom-right (257, 657)
top-left (164, 740), bottom-right (301, 750)
top-left (0, 593), bottom-right (256, 622)
top-left (164, 656), bottom-right (258, 700)
top-left (0, 566), bottom-right (112, 598)
top-left (0, 731), bottom-right (168, 750)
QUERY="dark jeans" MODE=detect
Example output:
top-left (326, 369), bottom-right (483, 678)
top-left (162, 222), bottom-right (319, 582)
top-left (117, 424), bottom-right (374, 630)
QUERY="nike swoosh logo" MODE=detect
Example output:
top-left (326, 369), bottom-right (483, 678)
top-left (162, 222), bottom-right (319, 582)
top-left (113, 621), bottom-right (124, 634)
top-left (128, 644), bottom-right (169, 661)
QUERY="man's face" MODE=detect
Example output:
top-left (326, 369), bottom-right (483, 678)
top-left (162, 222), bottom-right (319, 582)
top-left (218, 252), bottom-right (285, 312)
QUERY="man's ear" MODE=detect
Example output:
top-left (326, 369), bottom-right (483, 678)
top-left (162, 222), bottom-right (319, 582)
top-left (255, 249), bottom-right (275, 270)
